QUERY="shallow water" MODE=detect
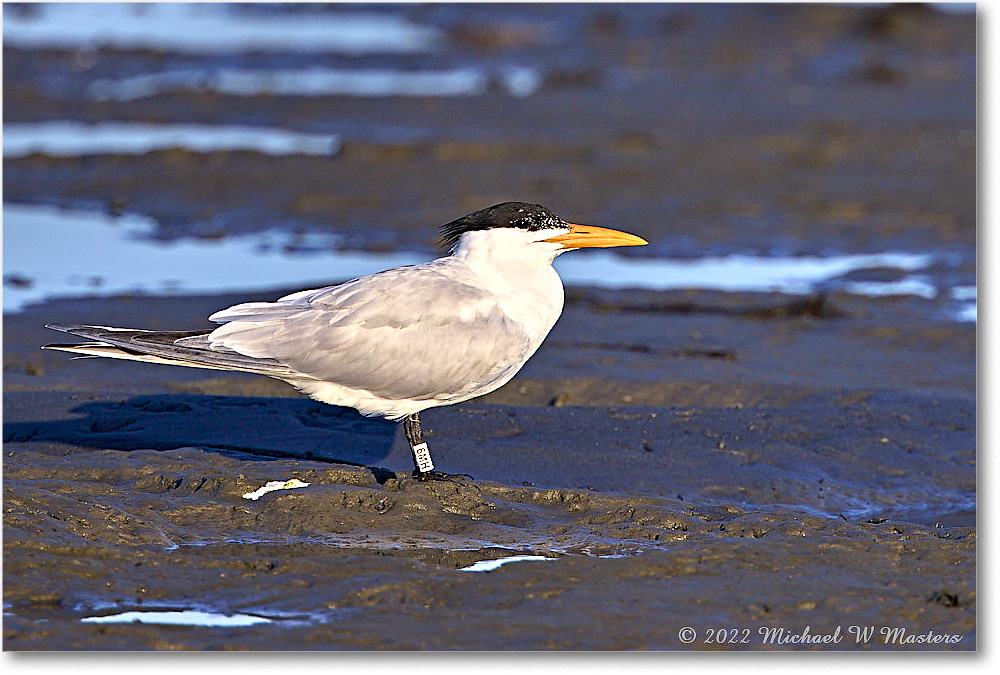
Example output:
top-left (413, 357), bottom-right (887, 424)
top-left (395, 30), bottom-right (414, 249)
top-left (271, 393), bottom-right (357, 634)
top-left (950, 285), bottom-right (977, 322)
top-left (87, 66), bottom-right (542, 100)
top-left (1, 203), bottom-right (972, 320)
top-left (1, 203), bottom-right (423, 312)
top-left (2, 3), bottom-right (441, 54)
top-left (3, 122), bottom-right (341, 158)
top-left (81, 609), bottom-right (272, 627)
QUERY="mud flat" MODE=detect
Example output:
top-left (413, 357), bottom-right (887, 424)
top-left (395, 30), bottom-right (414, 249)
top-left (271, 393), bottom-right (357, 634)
top-left (2, 285), bottom-right (975, 650)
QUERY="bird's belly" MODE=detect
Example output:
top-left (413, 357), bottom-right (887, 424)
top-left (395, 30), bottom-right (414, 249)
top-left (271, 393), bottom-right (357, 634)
top-left (287, 341), bottom-right (531, 420)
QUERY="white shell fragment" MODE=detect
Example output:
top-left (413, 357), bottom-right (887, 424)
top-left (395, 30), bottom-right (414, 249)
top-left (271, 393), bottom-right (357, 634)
top-left (242, 479), bottom-right (311, 501)
top-left (458, 555), bottom-right (557, 572)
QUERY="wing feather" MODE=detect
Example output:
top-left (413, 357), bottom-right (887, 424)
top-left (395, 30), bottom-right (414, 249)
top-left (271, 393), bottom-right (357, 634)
top-left (208, 262), bottom-right (533, 402)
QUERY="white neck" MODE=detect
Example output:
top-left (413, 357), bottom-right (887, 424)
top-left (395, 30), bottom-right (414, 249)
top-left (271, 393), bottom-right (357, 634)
top-left (448, 228), bottom-right (566, 331)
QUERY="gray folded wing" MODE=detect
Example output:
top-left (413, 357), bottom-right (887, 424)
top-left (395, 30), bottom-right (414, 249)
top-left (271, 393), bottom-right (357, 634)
top-left (206, 263), bottom-right (534, 402)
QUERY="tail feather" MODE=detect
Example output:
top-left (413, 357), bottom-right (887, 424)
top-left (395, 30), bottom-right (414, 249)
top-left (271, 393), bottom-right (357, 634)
top-left (43, 324), bottom-right (297, 377)
top-left (43, 342), bottom-right (238, 369)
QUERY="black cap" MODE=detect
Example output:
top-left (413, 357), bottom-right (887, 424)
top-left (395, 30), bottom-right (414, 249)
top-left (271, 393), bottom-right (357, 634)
top-left (440, 202), bottom-right (568, 250)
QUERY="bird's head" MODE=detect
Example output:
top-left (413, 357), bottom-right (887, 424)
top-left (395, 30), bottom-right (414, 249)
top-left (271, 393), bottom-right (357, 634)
top-left (440, 202), bottom-right (647, 259)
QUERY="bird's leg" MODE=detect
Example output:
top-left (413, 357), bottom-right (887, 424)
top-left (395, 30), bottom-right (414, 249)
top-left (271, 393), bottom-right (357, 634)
top-left (401, 412), bottom-right (473, 482)
top-left (402, 412), bottom-right (435, 476)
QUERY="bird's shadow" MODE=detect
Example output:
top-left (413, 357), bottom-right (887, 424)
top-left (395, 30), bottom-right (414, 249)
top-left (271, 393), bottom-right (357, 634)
top-left (3, 394), bottom-right (400, 482)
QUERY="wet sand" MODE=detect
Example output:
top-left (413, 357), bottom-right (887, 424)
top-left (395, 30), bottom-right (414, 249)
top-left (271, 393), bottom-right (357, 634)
top-left (2, 3), bottom-right (976, 650)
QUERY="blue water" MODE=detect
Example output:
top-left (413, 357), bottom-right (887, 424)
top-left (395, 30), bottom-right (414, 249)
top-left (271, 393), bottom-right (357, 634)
top-left (81, 609), bottom-right (272, 627)
top-left (3, 121), bottom-right (341, 158)
top-left (86, 66), bottom-right (542, 100)
top-left (2, 3), bottom-right (440, 54)
top-left (2, 202), bottom-right (974, 322)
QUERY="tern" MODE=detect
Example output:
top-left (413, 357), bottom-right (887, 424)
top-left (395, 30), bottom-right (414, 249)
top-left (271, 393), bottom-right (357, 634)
top-left (44, 202), bottom-right (647, 480)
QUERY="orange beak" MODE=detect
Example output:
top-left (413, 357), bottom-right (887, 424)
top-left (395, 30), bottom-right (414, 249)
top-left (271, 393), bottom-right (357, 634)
top-left (543, 223), bottom-right (648, 250)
